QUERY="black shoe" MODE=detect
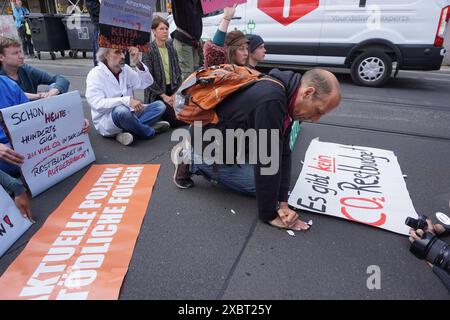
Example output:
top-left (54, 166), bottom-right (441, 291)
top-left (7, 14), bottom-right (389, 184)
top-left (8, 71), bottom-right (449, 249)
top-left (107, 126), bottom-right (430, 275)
top-left (152, 121), bottom-right (170, 134)
top-left (173, 146), bottom-right (194, 189)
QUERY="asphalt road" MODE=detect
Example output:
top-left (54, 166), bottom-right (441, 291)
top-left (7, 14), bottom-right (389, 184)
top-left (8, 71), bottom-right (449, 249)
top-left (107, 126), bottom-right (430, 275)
top-left (1, 55), bottom-right (449, 300)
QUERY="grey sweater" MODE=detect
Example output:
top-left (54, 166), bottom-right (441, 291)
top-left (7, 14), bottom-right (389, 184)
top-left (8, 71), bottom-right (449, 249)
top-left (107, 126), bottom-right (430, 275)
top-left (142, 41), bottom-right (182, 103)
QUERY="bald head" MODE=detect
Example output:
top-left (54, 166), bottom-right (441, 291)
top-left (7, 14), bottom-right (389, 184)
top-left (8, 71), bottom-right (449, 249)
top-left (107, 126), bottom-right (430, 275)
top-left (301, 69), bottom-right (341, 103)
top-left (293, 69), bottom-right (341, 122)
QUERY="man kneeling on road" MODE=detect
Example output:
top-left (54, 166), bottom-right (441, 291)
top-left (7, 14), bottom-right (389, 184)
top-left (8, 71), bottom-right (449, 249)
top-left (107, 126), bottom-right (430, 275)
top-left (86, 47), bottom-right (169, 146)
top-left (173, 68), bottom-right (341, 231)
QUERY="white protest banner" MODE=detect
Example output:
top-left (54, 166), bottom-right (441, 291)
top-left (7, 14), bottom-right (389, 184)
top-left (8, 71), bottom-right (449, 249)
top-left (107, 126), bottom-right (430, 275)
top-left (288, 139), bottom-right (418, 235)
top-left (0, 186), bottom-right (32, 257)
top-left (99, 0), bottom-right (155, 52)
top-left (0, 15), bottom-right (18, 38)
top-left (0, 91), bottom-right (96, 197)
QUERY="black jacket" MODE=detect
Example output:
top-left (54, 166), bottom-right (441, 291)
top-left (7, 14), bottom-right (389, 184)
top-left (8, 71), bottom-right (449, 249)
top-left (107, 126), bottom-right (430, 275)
top-left (86, 0), bottom-right (100, 25)
top-left (171, 0), bottom-right (203, 46)
top-left (143, 41), bottom-right (182, 103)
top-left (194, 69), bottom-right (301, 222)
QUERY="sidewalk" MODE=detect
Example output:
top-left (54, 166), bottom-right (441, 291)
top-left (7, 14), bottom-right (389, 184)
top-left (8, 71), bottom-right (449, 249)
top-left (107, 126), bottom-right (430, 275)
top-left (26, 52), bottom-right (95, 68)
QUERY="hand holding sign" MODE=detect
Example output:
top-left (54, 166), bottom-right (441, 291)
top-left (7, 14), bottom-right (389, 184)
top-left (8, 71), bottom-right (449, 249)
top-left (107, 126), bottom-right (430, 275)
top-left (82, 119), bottom-right (90, 134)
top-left (128, 46), bottom-right (145, 70)
top-left (129, 46), bottom-right (140, 63)
top-left (224, 3), bottom-right (238, 20)
top-left (40, 88), bottom-right (61, 99)
top-left (14, 192), bottom-right (34, 223)
top-left (0, 143), bottom-right (24, 166)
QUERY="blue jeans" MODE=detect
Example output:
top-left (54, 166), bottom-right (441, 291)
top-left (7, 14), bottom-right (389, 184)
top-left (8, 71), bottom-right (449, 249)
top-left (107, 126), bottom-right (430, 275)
top-left (111, 101), bottom-right (166, 139)
top-left (0, 161), bottom-right (20, 178)
top-left (191, 161), bottom-right (256, 196)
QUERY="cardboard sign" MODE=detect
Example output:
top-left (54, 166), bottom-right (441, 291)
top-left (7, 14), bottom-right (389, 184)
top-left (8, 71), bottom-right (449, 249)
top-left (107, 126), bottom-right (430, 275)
top-left (0, 186), bottom-right (32, 258)
top-left (0, 91), bottom-right (96, 197)
top-left (201, 0), bottom-right (247, 15)
top-left (98, 24), bottom-right (151, 53)
top-left (0, 15), bottom-right (18, 38)
top-left (0, 164), bottom-right (160, 300)
top-left (288, 139), bottom-right (418, 236)
top-left (99, 0), bottom-right (155, 52)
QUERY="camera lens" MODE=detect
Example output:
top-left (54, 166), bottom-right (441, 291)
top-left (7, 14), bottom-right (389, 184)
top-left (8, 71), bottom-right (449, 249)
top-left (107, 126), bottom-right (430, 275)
top-left (426, 239), bottom-right (450, 273)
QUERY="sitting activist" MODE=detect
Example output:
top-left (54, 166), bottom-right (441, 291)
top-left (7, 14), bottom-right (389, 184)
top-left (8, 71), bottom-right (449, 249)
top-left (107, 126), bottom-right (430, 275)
top-left (86, 47), bottom-right (170, 146)
top-left (203, 4), bottom-right (249, 68)
top-left (0, 36), bottom-right (70, 101)
top-left (0, 75), bottom-right (89, 177)
top-left (246, 34), bottom-right (266, 69)
top-left (173, 68), bottom-right (341, 231)
top-left (143, 15), bottom-right (185, 128)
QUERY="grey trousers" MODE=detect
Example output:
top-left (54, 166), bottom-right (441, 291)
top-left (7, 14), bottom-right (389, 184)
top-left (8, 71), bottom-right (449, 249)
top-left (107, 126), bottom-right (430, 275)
top-left (173, 38), bottom-right (200, 81)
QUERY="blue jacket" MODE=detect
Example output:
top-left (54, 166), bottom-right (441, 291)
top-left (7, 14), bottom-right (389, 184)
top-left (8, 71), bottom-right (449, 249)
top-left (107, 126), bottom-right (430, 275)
top-left (0, 76), bottom-right (29, 144)
top-left (12, 6), bottom-right (29, 29)
top-left (0, 64), bottom-right (70, 95)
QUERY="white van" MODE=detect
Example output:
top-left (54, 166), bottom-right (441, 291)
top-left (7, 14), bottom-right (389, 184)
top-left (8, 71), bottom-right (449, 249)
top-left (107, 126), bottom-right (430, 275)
top-left (170, 0), bottom-right (449, 86)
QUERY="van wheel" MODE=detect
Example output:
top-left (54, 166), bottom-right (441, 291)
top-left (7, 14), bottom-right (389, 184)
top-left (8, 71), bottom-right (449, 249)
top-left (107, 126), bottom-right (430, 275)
top-left (350, 50), bottom-right (392, 87)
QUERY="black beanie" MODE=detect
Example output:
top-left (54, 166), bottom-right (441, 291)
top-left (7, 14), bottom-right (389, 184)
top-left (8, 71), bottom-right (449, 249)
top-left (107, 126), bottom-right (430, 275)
top-left (246, 34), bottom-right (264, 53)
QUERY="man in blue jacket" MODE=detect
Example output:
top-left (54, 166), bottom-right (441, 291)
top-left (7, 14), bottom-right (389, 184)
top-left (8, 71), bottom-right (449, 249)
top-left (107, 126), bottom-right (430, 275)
top-left (0, 75), bottom-right (28, 177)
top-left (12, 0), bottom-right (34, 57)
top-left (0, 36), bottom-right (69, 101)
top-left (0, 76), bottom-right (33, 222)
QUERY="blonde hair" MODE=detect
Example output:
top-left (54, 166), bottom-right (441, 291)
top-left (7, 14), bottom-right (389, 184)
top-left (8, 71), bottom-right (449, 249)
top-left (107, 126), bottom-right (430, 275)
top-left (0, 36), bottom-right (22, 68)
top-left (0, 36), bottom-right (21, 55)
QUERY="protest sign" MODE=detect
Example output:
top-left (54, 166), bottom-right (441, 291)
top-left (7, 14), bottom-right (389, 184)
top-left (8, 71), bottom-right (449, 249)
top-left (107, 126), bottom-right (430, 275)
top-left (99, 0), bottom-right (155, 52)
top-left (0, 91), bottom-right (96, 197)
top-left (288, 139), bottom-right (418, 235)
top-left (0, 164), bottom-right (160, 300)
top-left (0, 186), bottom-right (32, 257)
top-left (201, 0), bottom-right (247, 14)
top-left (0, 15), bottom-right (18, 38)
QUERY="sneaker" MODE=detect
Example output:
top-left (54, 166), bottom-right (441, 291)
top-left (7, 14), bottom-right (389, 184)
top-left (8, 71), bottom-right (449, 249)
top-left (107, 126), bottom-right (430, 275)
top-left (152, 121), bottom-right (170, 134)
top-left (116, 132), bottom-right (134, 146)
top-left (173, 146), bottom-right (194, 189)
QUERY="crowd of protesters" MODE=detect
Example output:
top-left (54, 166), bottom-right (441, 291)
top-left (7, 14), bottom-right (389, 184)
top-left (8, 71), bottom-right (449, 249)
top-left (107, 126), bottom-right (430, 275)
top-left (1, 0), bottom-right (448, 296)
top-left (0, 1), bottom-right (341, 233)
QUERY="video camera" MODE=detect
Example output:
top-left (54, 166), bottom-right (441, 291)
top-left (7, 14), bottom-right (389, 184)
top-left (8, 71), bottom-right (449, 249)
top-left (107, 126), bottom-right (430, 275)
top-left (405, 215), bottom-right (450, 273)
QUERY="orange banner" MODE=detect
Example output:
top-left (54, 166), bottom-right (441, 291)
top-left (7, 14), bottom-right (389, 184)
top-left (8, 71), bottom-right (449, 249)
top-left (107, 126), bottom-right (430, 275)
top-left (0, 164), bottom-right (160, 300)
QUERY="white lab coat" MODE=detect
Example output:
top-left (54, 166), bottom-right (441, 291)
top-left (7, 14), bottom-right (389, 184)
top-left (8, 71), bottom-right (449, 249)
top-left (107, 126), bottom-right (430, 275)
top-left (85, 62), bottom-right (153, 137)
